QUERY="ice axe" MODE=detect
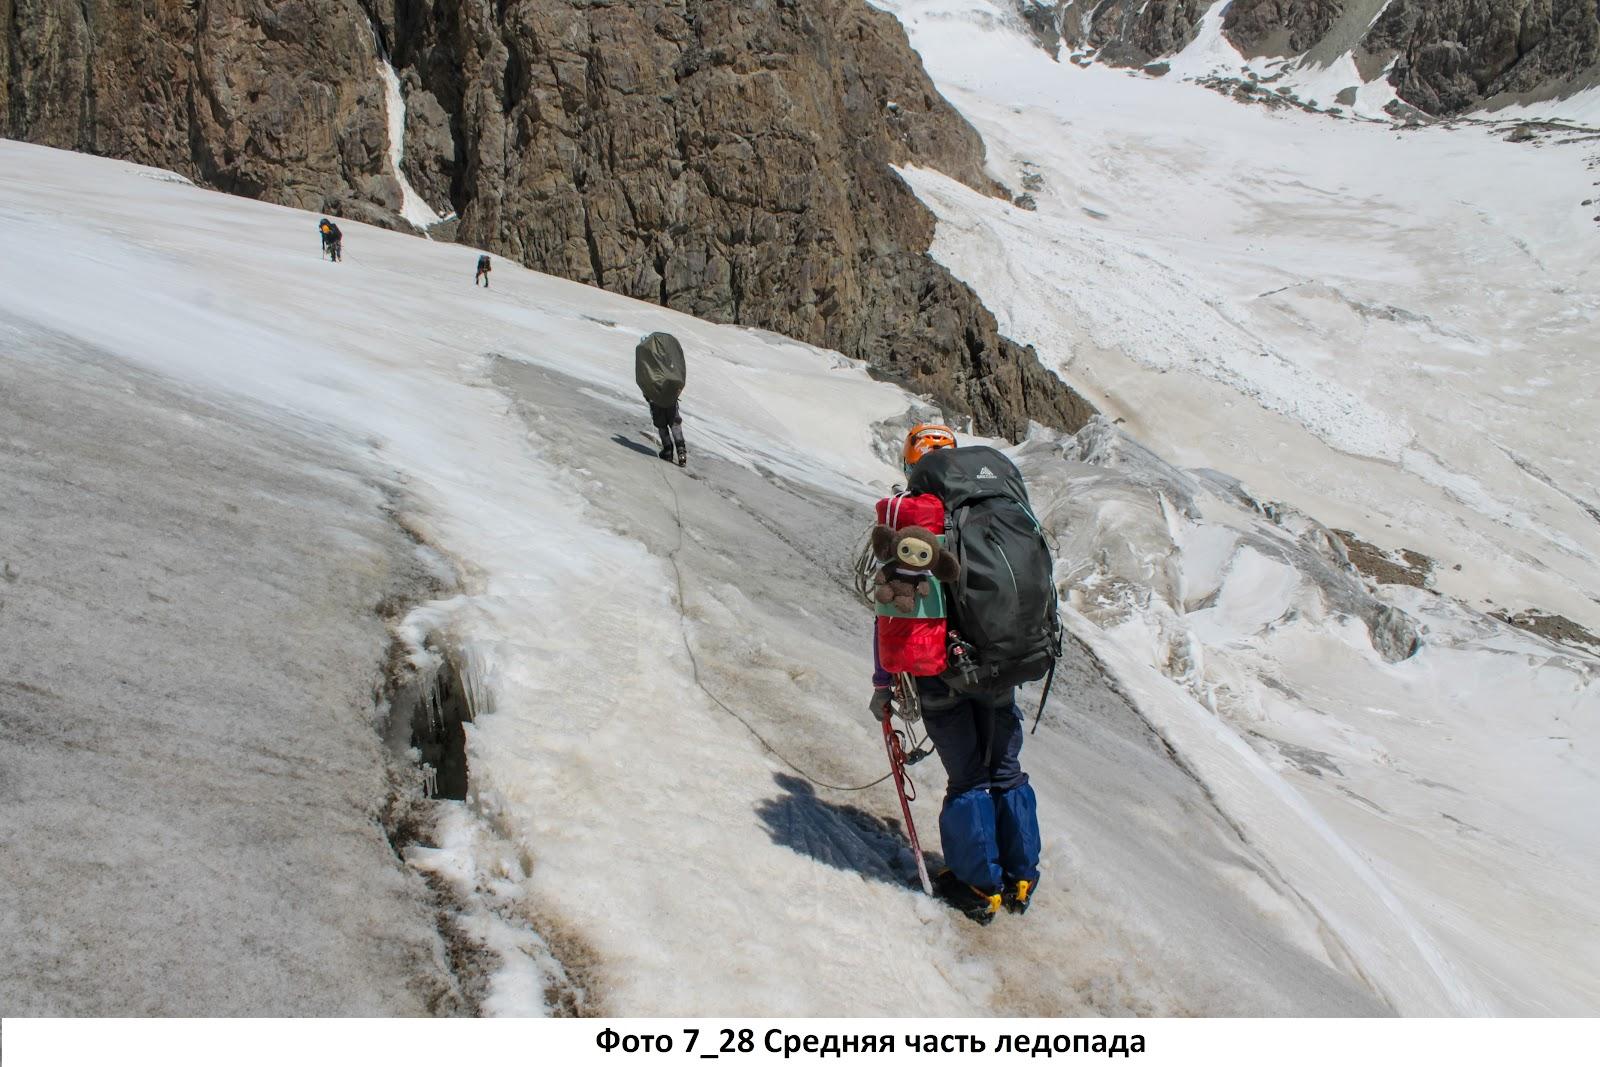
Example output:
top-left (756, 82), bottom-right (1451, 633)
top-left (883, 675), bottom-right (933, 896)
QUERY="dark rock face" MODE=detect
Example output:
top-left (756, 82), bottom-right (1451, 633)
top-left (1, 0), bottom-right (403, 222)
top-left (380, 0), bottom-right (1093, 438)
top-left (1015, 1), bottom-right (1068, 56)
top-left (1364, 0), bottom-right (1600, 115)
top-left (1018, 0), bottom-right (1600, 116)
top-left (1223, 0), bottom-right (1344, 57)
top-left (1, 0), bottom-right (1095, 439)
top-left (1042, 0), bottom-right (1208, 66)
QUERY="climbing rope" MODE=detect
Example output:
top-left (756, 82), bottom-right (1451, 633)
top-left (851, 529), bottom-right (881, 607)
top-left (654, 458), bottom-right (897, 793)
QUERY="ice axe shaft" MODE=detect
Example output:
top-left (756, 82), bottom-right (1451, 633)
top-left (882, 713), bottom-right (933, 896)
top-left (1030, 659), bottom-right (1058, 735)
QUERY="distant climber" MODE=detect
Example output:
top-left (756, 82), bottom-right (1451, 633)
top-left (475, 255), bottom-right (492, 288)
top-left (868, 424), bottom-right (1059, 924)
top-left (635, 332), bottom-right (688, 467)
top-left (319, 218), bottom-right (342, 262)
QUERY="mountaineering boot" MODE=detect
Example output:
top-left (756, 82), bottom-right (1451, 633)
top-left (933, 868), bottom-right (1002, 926)
top-left (1003, 878), bottom-right (1034, 915)
top-left (658, 445), bottom-right (674, 461)
top-left (676, 444), bottom-right (687, 467)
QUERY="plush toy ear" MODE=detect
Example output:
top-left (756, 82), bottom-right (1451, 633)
top-left (870, 524), bottom-right (897, 561)
top-left (932, 548), bottom-right (960, 583)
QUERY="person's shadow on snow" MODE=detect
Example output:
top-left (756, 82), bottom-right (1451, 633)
top-left (610, 433), bottom-right (659, 459)
top-left (756, 773), bottom-right (937, 889)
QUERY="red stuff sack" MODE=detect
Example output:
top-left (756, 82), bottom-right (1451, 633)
top-left (873, 493), bottom-right (948, 676)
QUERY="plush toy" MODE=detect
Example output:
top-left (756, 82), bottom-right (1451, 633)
top-left (870, 523), bottom-right (959, 612)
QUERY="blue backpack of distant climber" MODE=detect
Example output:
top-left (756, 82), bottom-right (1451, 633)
top-left (907, 445), bottom-right (1061, 692)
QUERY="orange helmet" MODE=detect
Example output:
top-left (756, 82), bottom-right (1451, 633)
top-left (903, 423), bottom-right (956, 467)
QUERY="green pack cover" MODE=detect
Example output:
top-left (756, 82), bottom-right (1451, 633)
top-left (635, 332), bottom-right (687, 406)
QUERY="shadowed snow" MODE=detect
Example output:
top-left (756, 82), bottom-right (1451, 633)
top-left (0, 327), bottom-right (461, 1015)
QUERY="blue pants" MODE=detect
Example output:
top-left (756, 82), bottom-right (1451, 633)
top-left (917, 677), bottom-right (1041, 895)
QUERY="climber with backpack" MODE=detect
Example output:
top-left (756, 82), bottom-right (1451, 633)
top-left (318, 218), bottom-right (342, 262)
top-left (866, 424), bottom-right (1061, 924)
top-left (635, 331), bottom-right (688, 466)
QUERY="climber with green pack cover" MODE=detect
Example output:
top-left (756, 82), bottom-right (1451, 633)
top-left (635, 331), bottom-right (688, 466)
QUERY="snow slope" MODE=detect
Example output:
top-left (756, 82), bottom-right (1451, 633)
top-left (872, 0), bottom-right (1600, 1014)
top-left (1026, 423), bottom-right (1600, 1014)
top-left (0, 138), bottom-right (1395, 1016)
top-left (1054, 0), bottom-right (1599, 127)
top-left (876, 0), bottom-right (1600, 636)
top-left (0, 327), bottom-right (461, 1015)
top-left (7, 44), bottom-right (1597, 1009)
top-left (1159, 0), bottom-right (1402, 119)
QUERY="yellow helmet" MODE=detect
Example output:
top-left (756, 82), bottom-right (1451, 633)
top-left (902, 423), bottom-right (956, 468)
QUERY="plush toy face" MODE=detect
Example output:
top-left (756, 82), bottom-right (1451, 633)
top-left (869, 523), bottom-right (960, 587)
top-left (896, 533), bottom-right (936, 570)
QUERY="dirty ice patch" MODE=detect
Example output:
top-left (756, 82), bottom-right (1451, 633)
top-left (405, 802), bottom-right (574, 1017)
top-left (0, 136), bottom-right (922, 1014)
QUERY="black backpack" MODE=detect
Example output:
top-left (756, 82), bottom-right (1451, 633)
top-left (908, 445), bottom-right (1061, 694)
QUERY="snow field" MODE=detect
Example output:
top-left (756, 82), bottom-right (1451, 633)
top-left (0, 325), bottom-right (461, 1015)
top-left (0, 138), bottom-right (933, 1014)
top-left (0, 138), bottom-right (1389, 1015)
top-left (869, 19), bottom-right (1600, 1010)
top-left (878, 0), bottom-right (1600, 635)
top-left (1160, 0), bottom-right (1402, 118)
top-left (1024, 423), bottom-right (1600, 1012)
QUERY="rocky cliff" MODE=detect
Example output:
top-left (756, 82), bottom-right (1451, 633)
top-left (1, 0), bottom-right (1094, 439)
top-left (1021, 0), bottom-right (1600, 115)
top-left (1031, 0), bottom-right (1208, 67)
top-left (1, 0), bottom-right (404, 225)
top-left (1363, 0), bottom-right (1600, 114)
